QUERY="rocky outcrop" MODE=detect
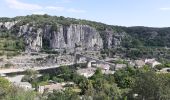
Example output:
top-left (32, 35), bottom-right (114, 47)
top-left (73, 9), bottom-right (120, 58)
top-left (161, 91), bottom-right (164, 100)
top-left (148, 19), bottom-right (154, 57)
top-left (104, 29), bottom-right (126, 49)
top-left (0, 20), bottom-right (126, 52)
top-left (18, 24), bottom-right (43, 52)
top-left (112, 32), bottom-right (126, 48)
top-left (17, 24), bottom-right (103, 52)
top-left (0, 21), bottom-right (18, 30)
top-left (46, 24), bottom-right (103, 50)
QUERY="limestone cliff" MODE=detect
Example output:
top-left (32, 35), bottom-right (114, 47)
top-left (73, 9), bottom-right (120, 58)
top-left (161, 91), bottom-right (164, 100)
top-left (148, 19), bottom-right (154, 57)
top-left (0, 19), bottom-right (125, 52)
top-left (102, 29), bottom-right (126, 49)
top-left (16, 23), bottom-right (103, 52)
top-left (43, 24), bottom-right (103, 51)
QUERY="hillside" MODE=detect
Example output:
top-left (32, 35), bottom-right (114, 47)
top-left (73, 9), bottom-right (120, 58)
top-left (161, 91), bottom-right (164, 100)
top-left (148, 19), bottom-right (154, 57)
top-left (0, 15), bottom-right (170, 60)
top-left (1, 15), bottom-right (170, 100)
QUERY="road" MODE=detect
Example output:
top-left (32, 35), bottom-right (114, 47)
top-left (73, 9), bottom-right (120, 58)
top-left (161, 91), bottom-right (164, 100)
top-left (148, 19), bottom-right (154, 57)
top-left (0, 53), bottom-right (116, 74)
top-left (0, 63), bottom-right (74, 74)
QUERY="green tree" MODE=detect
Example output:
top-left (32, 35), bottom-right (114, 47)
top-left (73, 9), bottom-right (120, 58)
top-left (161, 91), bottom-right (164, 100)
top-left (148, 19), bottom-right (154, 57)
top-left (114, 67), bottom-right (136, 88)
top-left (57, 66), bottom-right (73, 81)
top-left (22, 69), bottom-right (39, 88)
top-left (131, 71), bottom-right (170, 100)
top-left (47, 88), bottom-right (79, 100)
top-left (22, 69), bottom-right (39, 82)
top-left (42, 74), bottom-right (50, 81)
top-left (90, 68), bottom-right (103, 80)
top-left (5, 86), bottom-right (36, 100)
top-left (0, 77), bottom-right (11, 99)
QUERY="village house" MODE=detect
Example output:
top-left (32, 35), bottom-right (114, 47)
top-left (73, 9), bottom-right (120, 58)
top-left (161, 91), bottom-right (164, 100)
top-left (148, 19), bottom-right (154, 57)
top-left (134, 60), bottom-right (145, 68)
top-left (145, 58), bottom-right (161, 68)
top-left (38, 82), bottom-right (74, 93)
top-left (97, 64), bottom-right (110, 71)
top-left (38, 83), bottom-right (63, 93)
top-left (13, 82), bottom-right (32, 90)
top-left (77, 67), bottom-right (96, 78)
top-left (97, 64), bottom-right (115, 74)
top-left (115, 64), bottom-right (127, 70)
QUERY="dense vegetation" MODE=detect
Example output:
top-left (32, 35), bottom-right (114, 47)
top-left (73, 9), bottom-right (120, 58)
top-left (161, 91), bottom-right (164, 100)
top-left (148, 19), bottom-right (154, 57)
top-left (0, 63), bottom-right (170, 100)
top-left (45, 65), bottom-right (170, 100)
top-left (0, 76), bottom-right (36, 100)
top-left (122, 27), bottom-right (170, 47)
top-left (5, 63), bottom-right (165, 100)
top-left (0, 30), bottom-right (24, 57)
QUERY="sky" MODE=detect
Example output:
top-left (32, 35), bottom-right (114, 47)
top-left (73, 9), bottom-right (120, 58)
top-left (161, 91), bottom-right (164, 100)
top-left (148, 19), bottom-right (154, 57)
top-left (0, 0), bottom-right (170, 27)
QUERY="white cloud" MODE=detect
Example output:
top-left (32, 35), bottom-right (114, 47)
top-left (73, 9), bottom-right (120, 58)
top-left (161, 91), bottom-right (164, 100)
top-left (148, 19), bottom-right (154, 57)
top-left (160, 7), bottom-right (170, 11)
top-left (45, 6), bottom-right (65, 11)
top-left (67, 8), bottom-right (86, 13)
top-left (5, 0), bottom-right (42, 10)
top-left (4, 0), bottom-right (86, 14)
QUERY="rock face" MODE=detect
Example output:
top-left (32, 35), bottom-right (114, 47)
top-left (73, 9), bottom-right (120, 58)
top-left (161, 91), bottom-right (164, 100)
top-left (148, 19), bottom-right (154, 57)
top-left (0, 20), bottom-right (126, 52)
top-left (0, 21), bottom-right (18, 30)
top-left (18, 24), bottom-right (43, 52)
top-left (112, 32), bottom-right (126, 48)
top-left (18, 24), bottom-right (103, 52)
top-left (103, 29), bottom-right (126, 49)
top-left (48, 24), bottom-right (103, 50)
